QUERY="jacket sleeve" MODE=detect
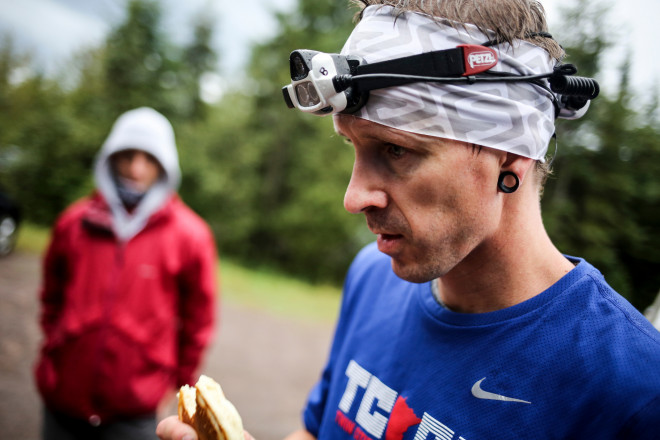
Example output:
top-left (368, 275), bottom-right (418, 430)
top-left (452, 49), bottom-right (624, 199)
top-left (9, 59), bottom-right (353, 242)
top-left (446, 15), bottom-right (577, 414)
top-left (39, 219), bottom-right (70, 339)
top-left (176, 223), bottom-right (218, 387)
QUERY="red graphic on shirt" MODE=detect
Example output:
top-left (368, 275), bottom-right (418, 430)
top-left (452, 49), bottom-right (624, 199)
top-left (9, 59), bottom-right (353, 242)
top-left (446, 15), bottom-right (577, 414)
top-left (384, 396), bottom-right (422, 440)
top-left (336, 410), bottom-right (356, 434)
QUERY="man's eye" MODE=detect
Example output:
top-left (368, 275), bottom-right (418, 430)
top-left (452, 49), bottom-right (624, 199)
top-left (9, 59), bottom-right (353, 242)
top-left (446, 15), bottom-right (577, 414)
top-left (387, 143), bottom-right (407, 158)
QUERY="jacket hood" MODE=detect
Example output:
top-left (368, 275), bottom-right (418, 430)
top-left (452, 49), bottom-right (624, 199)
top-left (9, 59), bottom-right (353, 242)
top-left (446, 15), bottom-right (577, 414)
top-left (94, 107), bottom-right (181, 242)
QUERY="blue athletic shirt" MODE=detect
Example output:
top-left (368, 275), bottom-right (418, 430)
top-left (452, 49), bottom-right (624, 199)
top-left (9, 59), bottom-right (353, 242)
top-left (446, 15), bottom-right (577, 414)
top-left (303, 242), bottom-right (660, 440)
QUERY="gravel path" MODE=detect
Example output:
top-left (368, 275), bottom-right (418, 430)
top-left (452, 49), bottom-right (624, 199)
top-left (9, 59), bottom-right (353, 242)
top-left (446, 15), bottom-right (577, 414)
top-left (0, 251), bottom-right (335, 440)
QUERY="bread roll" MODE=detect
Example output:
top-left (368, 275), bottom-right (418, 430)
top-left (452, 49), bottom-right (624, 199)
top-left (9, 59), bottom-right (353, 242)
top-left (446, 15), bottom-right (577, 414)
top-left (177, 375), bottom-right (244, 440)
top-left (178, 384), bottom-right (196, 426)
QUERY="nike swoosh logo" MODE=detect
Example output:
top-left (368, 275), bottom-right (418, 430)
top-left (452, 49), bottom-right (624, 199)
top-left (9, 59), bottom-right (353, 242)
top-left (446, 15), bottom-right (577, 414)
top-left (471, 378), bottom-right (531, 404)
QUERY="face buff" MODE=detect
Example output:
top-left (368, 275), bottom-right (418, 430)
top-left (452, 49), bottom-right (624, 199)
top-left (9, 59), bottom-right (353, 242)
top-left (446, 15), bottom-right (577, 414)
top-left (338, 5), bottom-right (566, 161)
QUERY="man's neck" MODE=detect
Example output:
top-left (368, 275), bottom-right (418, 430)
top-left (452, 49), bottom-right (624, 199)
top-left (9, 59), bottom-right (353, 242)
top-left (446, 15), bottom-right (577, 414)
top-left (436, 212), bottom-right (575, 314)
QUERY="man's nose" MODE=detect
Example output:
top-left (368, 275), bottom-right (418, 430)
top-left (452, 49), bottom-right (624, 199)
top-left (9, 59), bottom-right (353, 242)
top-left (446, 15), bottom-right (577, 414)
top-left (128, 153), bottom-right (150, 176)
top-left (343, 160), bottom-right (388, 214)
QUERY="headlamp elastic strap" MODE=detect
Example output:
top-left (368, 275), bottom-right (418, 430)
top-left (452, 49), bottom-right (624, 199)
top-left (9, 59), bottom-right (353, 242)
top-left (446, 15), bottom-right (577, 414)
top-left (356, 47), bottom-right (464, 77)
top-left (348, 45), bottom-right (497, 93)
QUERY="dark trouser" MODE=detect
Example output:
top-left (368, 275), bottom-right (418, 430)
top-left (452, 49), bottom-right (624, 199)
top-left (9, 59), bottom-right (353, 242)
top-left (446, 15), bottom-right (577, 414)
top-left (42, 407), bottom-right (158, 440)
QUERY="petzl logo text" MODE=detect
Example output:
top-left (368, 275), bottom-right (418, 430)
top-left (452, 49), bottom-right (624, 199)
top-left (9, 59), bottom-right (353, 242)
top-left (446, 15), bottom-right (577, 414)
top-left (467, 52), bottom-right (496, 69)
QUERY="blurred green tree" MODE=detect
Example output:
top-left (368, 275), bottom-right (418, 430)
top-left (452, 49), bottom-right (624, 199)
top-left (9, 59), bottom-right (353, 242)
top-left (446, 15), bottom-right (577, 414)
top-left (102, 0), bottom-right (218, 121)
top-left (180, 14), bottom-right (218, 120)
top-left (0, 40), bottom-right (96, 224)
top-left (542, 0), bottom-right (660, 310)
top-left (0, 0), bottom-right (220, 227)
top-left (206, 0), bottom-right (369, 283)
top-left (103, 0), bottom-right (173, 115)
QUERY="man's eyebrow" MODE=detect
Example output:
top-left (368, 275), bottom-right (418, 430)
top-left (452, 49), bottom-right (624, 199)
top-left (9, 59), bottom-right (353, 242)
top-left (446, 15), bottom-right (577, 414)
top-left (333, 130), bottom-right (352, 143)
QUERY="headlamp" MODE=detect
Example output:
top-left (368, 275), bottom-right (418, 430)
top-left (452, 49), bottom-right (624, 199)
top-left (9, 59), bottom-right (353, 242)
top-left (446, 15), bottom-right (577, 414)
top-left (282, 50), bottom-right (366, 115)
top-left (282, 44), bottom-right (599, 119)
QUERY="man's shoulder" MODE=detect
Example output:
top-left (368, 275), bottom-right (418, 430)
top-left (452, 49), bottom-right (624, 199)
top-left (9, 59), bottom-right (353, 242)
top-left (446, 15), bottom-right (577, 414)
top-left (53, 196), bottom-right (96, 228)
top-left (167, 197), bottom-right (209, 225)
top-left (560, 260), bottom-right (660, 373)
top-left (164, 196), bottom-right (214, 240)
top-left (573, 260), bottom-right (659, 340)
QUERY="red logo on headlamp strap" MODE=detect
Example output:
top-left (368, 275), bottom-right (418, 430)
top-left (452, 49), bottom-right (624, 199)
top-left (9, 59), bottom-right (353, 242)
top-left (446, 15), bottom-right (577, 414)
top-left (459, 44), bottom-right (498, 75)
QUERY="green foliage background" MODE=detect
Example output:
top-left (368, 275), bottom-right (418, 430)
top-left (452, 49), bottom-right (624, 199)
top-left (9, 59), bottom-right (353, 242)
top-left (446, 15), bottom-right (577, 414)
top-left (0, 0), bottom-right (658, 310)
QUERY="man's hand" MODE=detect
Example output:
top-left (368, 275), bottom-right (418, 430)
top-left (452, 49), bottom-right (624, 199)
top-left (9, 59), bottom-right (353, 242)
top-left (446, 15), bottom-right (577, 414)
top-left (156, 416), bottom-right (197, 440)
top-left (157, 387), bottom-right (178, 419)
top-left (156, 416), bottom-right (257, 440)
top-left (284, 429), bottom-right (316, 440)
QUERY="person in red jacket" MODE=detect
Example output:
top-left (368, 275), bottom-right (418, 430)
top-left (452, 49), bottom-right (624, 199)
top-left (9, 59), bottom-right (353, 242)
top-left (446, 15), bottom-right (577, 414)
top-left (35, 107), bottom-right (218, 440)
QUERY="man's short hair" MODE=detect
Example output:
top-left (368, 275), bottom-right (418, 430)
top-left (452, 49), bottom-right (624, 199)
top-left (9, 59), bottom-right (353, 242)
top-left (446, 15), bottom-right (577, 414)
top-left (350, 0), bottom-right (564, 61)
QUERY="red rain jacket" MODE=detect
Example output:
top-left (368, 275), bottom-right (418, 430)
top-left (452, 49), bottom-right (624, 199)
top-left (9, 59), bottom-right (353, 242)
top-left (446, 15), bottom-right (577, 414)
top-left (35, 193), bottom-right (217, 423)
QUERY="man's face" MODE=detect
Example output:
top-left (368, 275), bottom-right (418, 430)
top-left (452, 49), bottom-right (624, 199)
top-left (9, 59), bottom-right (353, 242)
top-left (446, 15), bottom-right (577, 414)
top-left (336, 114), bottom-right (505, 283)
top-left (111, 149), bottom-right (162, 192)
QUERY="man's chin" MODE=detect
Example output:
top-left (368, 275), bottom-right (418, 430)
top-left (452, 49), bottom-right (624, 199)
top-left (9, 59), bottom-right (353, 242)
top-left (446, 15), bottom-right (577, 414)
top-left (390, 259), bottom-right (437, 284)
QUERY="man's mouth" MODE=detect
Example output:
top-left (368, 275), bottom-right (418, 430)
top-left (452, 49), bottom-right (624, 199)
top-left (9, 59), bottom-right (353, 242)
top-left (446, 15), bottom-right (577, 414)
top-left (366, 212), bottom-right (408, 254)
top-left (379, 233), bottom-right (402, 240)
top-left (376, 233), bottom-right (405, 255)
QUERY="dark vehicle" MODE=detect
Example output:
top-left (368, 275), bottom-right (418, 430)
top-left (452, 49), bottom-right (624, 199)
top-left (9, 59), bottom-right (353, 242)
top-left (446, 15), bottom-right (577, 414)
top-left (0, 191), bottom-right (20, 256)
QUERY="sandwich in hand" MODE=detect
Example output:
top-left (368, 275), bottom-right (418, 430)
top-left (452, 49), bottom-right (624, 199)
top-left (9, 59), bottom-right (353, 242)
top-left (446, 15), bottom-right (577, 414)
top-left (178, 375), bottom-right (244, 440)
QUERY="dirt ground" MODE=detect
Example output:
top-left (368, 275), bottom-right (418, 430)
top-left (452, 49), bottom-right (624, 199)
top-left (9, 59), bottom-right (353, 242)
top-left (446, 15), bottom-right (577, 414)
top-left (0, 251), bottom-right (335, 440)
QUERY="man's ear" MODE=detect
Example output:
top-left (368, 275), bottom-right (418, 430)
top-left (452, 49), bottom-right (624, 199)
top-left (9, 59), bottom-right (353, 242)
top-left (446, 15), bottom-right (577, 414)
top-left (501, 152), bottom-right (535, 185)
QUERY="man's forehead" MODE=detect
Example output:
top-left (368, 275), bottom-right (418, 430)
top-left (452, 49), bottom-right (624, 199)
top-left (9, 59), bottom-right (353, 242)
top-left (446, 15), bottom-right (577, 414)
top-left (112, 148), bottom-right (155, 159)
top-left (332, 114), bottom-right (358, 138)
top-left (333, 114), bottom-right (394, 143)
top-left (333, 113), bottom-right (465, 149)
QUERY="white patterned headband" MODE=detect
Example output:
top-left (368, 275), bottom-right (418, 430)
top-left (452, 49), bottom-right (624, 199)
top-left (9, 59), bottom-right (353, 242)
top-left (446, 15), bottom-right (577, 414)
top-left (341, 5), bottom-right (591, 160)
top-left (282, 5), bottom-right (599, 161)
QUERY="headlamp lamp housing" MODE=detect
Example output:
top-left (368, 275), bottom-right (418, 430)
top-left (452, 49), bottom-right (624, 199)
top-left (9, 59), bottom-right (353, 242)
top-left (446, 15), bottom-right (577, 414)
top-left (282, 50), bottom-right (365, 115)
